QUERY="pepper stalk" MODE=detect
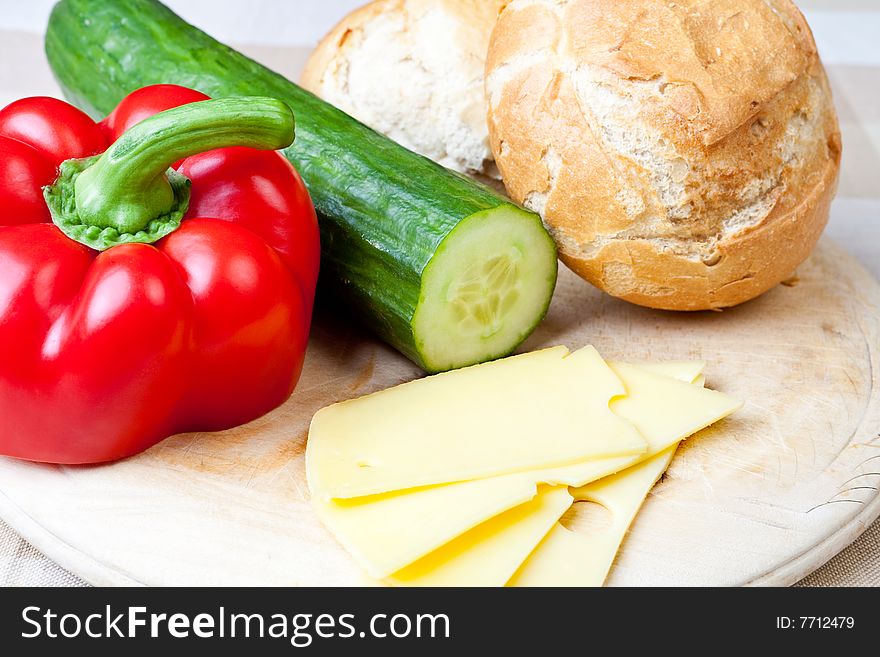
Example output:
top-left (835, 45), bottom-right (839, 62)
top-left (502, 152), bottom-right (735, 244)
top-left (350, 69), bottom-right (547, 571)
top-left (44, 96), bottom-right (295, 251)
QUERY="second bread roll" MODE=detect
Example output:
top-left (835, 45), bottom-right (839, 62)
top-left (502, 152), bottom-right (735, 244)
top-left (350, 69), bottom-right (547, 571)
top-left (301, 0), bottom-right (504, 177)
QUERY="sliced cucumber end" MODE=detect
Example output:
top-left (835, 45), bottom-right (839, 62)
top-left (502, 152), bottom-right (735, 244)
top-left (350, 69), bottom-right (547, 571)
top-left (412, 205), bottom-right (558, 373)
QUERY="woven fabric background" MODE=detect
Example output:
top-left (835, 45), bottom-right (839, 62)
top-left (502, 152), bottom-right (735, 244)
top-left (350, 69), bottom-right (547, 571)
top-left (798, 522), bottom-right (880, 587)
top-left (0, 520), bottom-right (86, 587)
top-left (0, 0), bottom-right (878, 587)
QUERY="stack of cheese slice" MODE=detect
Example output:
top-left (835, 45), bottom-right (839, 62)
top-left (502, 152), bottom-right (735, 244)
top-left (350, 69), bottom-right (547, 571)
top-left (306, 345), bottom-right (741, 586)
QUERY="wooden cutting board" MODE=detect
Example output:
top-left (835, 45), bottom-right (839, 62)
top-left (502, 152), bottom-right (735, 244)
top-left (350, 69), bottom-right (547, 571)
top-left (0, 237), bottom-right (878, 586)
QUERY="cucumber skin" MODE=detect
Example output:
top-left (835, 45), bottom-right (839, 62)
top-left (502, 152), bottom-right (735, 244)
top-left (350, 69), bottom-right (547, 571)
top-left (45, 0), bottom-right (557, 371)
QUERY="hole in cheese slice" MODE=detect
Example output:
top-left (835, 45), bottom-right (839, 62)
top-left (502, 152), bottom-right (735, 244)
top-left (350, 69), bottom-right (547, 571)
top-left (559, 499), bottom-right (614, 534)
top-left (509, 445), bottom-right (679, 587)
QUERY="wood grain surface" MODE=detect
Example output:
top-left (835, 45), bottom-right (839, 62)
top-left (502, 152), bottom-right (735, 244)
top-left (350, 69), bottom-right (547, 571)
top-left (0, 237), bottom-right (877, 586)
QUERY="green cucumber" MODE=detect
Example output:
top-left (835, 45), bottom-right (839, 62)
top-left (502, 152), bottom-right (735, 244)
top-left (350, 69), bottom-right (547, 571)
top-left (45, 0), bottom-right (557, 373)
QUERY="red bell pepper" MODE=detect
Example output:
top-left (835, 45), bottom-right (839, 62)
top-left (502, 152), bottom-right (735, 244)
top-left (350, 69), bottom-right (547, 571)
top-left (0, 85), bottom-right (320, 464)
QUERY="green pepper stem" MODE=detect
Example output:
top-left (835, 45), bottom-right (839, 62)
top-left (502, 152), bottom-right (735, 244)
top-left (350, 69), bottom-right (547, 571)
top-left (72, 96), bottom-right (295, 236)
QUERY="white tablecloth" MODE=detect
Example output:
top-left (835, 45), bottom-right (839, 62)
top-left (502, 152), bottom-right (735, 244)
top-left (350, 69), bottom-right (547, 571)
top-left (0, 0), bottom-right (878, 586)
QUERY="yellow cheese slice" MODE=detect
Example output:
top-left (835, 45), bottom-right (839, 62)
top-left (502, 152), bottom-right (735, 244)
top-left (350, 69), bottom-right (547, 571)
top-left (314, 474), bottom-right (538, 578)
top-left (541, 361), bottom-right (735, 486)
top-left (509, 445), bottom-right (678, 587)
top-left (381, 446), bottom-right (677, 588)
top-left (312, 355), bottom-right (687, 578)
top-left (307, 346), bottom-right (646, 500)
top-left (521, 361), bottom-right (716, 488)
top-left (314, 362), bottom-right (735, 581)
top-left (618, 360), bottom-right (706, 384)
top-left (391, 367), bottom-right (726, 587)
top-left (385, 486), bottom-right (573, 587)
top-left (607, 361), bottom-right (739, 456)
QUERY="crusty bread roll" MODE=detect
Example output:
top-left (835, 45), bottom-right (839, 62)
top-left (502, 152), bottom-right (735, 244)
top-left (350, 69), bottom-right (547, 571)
top-left (301, 0), bottom-right (504, 177)
top-left (486, 0), bottom-right (841, 310)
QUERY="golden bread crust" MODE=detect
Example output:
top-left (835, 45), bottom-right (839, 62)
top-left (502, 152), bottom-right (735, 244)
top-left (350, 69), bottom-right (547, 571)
top-left (487, 0), bottom-right (841, 310)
